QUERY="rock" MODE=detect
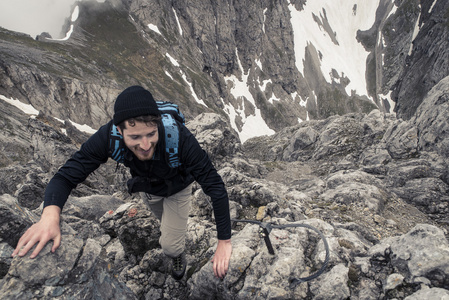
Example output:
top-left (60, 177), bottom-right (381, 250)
top-left (412, 75), bottom-right (449, 158)
top-left (384, 120), bottom-right (418, 159)
top-left (309, 264), bottom-right (350, 300)
top-left (100, 202), bottom-right (161, 258)
top-left (312, 114), bottom-right (365, 161)
top-left (393, 0), bottom-right (449, 120)
top-left (392, 177), bottom-right (449, 214)
top-left (0, 243), bottom-right (13, 279)
top-left (318, 182), bottom-right (386, 214)
top-left (388, 224), bottom-right (449, 284)
top-left (2, 52), bottom-right (449, 299)
top-left (384, 273), bottom-right (404, 291)
top-left (63, 195), bottom-right (127, 221)
top-left (104, 238), bottom-right (127, 268)
top-left (6, 224), bottom-right (82, 286)
top-left (386, 159), bottom-right (433, 187)
top-left (3, 103), bottom-right (449, 299)
top-left (282, 126), bottom-right (319, 161)
top-left (0, 194), bottom-right (36, 248)
top-left (326, 170), bottom-right (384, 189)
top-left (404, 287), bottom-right (449, 300)
top-left (187, 113), bottom-right (241, 163)
top-left (0, 218), bottom-right (136, 299)
top-left (188, 243), bottom-right (256, 299)
top-left (15, 170), bottom-right (46, 210)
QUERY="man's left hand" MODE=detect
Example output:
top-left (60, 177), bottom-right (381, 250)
top-left (211, 239), bottom-right (232, 279)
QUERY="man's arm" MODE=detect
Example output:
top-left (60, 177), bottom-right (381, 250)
top-left (180, 129), bottom-right (232, 240)
top-left (180, 126), bottom-right (233, 277)
top-left (12, 122), bottom-right (112, 258)
top-left (12, 205), bottom-right (61, 258)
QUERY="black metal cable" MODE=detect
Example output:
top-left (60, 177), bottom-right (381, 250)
top-left (231, 219), bottom-right (330, 288)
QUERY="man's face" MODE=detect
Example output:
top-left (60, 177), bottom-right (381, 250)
top-left (118, 121), bottom-right (159, 161)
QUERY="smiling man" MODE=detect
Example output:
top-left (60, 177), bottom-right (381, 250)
top-left (118, 116), bottom-right (159, 161)
top-left (12, 86), bottom-right (232, 281)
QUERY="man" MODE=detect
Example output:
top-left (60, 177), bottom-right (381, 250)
top-left (12, 86), bottom-right (232, 280)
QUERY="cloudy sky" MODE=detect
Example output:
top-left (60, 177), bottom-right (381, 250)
top-left (0, 0), bottom-right (82, 38)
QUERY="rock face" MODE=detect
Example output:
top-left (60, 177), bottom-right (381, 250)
top-left (2, 0), bottom-right (446, 140)
top-left (391, 0), bottom-right (449, 120)
top-left (1, 76), bottom-right (449, 299)
top-left (358, 0), bottom-right (449, 118)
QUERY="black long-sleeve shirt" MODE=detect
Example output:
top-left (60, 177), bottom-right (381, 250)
top-left (44, 120), bottom-right (231, 240)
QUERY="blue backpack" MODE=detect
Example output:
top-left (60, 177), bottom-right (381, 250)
top-left (108, 101), bottom-right (185, 168)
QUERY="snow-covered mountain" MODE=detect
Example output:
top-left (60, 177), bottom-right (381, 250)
top-left (0, 0), bottom-right (447, 143)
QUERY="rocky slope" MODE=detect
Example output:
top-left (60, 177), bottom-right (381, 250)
top-left (1, 75), bottom-right (449, 299)
top-left (1, 0), bottom-right (449, 299)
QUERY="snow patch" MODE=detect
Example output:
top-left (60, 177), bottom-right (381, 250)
top-left (268, 92), bottom-right (281, 104)
top-left (148, 24), bottom-right (162, 35)
top-left (294, 92), bottom-right (307, 108)
top-left (49, 25), bottom-right (74, 41)
top-left (173, 7), bottom-right (183, 35)
top-left (0, 95), bottom-right (39, 116)
top-left (386, 2), bottom-right (398, 19)
top-left (288, 0), bottom-right (380, 97)
top-left (1, 94), bottom-right (96, 134)
top-left (68, 120), bottom-right (97, 134)
top-left (255, 58), bottom-right (263, 71)
top-left (381, 90), bottom-right (396, 113)
top-left (71, 5), bottom-right (79, 22)
top-left (54, 115), bottom-right (96, 134)
top-left (429, 0), bottom-right (438, 13)
top-left (224, 49), bottom-right (275, 142)
top-left (165, 53), bottom-right (207, 107)
top-left (262, 8), bottom-right (267, 33)
top-left (165, 71), bottom-right (174, 80)
top-left (166, 53), bottom-right (180, 67)
top-left (409, 5), bottom-right (422, 56)
top-left (44, 5), bottom-right (79, 41)
top-left (260, 79), bottom-right (271, 92)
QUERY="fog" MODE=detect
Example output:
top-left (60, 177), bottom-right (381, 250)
top-left (0, 0), bottom-right (104, 39)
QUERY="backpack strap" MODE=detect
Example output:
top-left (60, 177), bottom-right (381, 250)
top-left (161, 113), bottom-right (181, 168)
top-left (109, 124), bottom-right (125, 164)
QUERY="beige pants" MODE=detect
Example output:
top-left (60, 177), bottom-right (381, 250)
top-left (140, 183), bottom-right (192, 258)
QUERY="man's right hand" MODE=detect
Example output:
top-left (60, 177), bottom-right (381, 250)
top-left (12, 205), bottom-right (62, 259)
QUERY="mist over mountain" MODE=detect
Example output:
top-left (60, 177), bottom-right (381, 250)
top-left (1, 0), bottom-right (449, 299)
top-left (0, 0), bottom-right (109, 39)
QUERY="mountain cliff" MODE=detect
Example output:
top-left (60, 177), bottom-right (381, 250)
top-left (3, 0), bottom-right (446, 142)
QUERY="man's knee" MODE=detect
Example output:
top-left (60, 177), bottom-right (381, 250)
top-left (160, 238), bottom-right (185, 257)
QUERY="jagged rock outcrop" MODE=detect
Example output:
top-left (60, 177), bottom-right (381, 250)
top-left (2, 0), bottom-right (447, 139)
top-left (0, 59), bottom-right (119, 129)
top-left (392, 0), bottom-right (449, 120)
top-left (1, 76), bottom-right (449, 299)
top-left (2, 0), bottom-right (415, 140)
top-left (359, 0), bottom-right (449, 118)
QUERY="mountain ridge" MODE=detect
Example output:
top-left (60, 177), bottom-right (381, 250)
top-left (0, 0), bottom-right (401, 141)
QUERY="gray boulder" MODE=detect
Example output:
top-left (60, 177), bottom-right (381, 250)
top-left (412, 75), bottom-right (449, 158)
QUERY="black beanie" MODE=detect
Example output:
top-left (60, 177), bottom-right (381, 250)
top-left (113, 86), bottom-right (160, 125)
